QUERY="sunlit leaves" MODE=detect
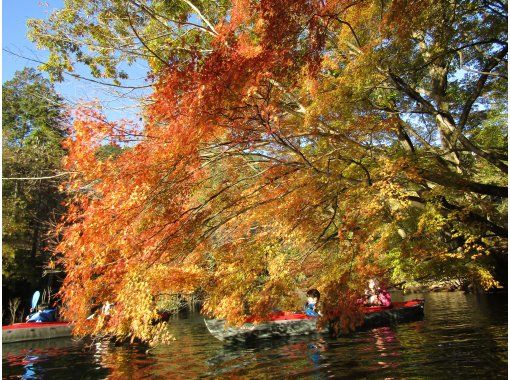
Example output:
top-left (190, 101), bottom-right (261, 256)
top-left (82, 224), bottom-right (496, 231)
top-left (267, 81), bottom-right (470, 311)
top-left (55, 0), bottom-right (507, 342)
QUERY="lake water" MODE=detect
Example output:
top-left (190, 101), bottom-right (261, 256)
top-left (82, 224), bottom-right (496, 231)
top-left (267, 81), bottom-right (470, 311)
top-left (2, 291), bottom-right (507, 379)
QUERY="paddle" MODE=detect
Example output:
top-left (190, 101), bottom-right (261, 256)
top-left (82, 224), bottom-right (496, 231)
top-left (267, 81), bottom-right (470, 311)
top-left (31, 291), bottom-right (41, 310)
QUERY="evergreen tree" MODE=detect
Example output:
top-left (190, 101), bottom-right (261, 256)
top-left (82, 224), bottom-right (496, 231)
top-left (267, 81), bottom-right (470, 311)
top-left (2, 68), bottom-right (68, 316)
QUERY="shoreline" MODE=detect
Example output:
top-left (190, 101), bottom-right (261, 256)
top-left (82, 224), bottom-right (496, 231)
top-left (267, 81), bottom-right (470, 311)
top-left (396, 280), bottom-right (506, 294)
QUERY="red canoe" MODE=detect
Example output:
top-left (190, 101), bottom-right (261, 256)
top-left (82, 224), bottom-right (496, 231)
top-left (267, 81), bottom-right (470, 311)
top-left (2, 322), bottom-right (73, 344)
top-left (361, 299), bottom-right (425, 328)
top-left (205, 299), bottom-right (425, 341)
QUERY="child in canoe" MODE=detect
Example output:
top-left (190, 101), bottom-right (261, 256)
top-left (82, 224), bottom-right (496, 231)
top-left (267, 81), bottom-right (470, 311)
top-left (304, 289), bottom-right (322, 317)
top-left (364, 279), bottom-right (392, 307)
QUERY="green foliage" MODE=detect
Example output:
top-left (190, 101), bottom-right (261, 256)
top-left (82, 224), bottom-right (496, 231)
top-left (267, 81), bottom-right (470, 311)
top-left (27, 0), bottom-right (230, 83)
top-left (2, 68), bottom-right (68, 298)
top-left (95, 144), bottom-right (125, 160)
top-left (155, 294), bottom-right (183, 314)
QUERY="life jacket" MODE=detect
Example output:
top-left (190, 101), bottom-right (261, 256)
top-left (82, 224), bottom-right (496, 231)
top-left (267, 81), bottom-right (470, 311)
top-left (304, 302), bottom-right (319, 317)
top-left (378, 289), bottom-right (392, 307)
top-left (27, 309), bottom-right (56, 322)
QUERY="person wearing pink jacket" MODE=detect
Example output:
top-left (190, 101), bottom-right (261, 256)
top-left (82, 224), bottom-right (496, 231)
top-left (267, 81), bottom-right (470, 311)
top-left (365, 279), bottom-right (392, 307)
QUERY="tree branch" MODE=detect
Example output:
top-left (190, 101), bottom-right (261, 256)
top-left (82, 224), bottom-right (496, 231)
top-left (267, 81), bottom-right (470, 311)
top-left (2, 172), bottom-right (74, 180)
top-left (458, 46), bottom-right (508, 130)
top-left (419, 169), bottom-right (507, 198)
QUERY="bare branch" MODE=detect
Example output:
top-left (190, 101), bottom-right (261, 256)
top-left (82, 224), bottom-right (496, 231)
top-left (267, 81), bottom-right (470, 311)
top-left (458, 46), bottom-right (508, 130)
top-left (3, 48), bottom-right (154, 90)
top-left (3, 172), bottom-right (75, 181)
top-left (180, 0), bottom-right (218, 36)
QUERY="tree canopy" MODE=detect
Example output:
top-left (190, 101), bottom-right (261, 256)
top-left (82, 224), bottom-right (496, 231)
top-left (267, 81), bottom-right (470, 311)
top-left (2, 68), bottom-right (68, 308)
top-left (38, 0), bottom-right (507, 343)
top-left (27, 0), bottom-right (230, 84)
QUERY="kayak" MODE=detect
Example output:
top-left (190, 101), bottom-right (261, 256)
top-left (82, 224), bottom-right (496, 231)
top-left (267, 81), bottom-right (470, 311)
top-left (2, 322), bottom-right (73, 344)
top-left (204, 299), bottom-right (424, 342)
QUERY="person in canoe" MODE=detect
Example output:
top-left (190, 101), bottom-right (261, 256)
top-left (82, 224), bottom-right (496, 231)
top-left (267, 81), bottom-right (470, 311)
top-left (86, 301), bottom-right (115, 320)
top-left (364, 279), bottom-right (392, 307)
top-left (304, 289), bottom-right (322, 317)
top-left (26, 304), bottom-right (57, 323)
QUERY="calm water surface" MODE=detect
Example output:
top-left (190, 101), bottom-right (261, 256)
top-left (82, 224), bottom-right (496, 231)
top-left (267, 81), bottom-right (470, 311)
top-left (2, 292), bottom-right (507, 379)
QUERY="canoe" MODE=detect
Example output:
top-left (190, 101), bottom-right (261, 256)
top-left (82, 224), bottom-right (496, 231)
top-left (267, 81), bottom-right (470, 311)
top-left (204, 299), bottom-right (424, 342)
top-left (362, 299), bottom-right (425, 329)
top-left (2, 322), bottom-right (73, 344)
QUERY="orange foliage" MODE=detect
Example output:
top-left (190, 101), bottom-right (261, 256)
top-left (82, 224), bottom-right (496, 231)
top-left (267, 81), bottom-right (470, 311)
top-left (55, 0), bottom-right (506, 342)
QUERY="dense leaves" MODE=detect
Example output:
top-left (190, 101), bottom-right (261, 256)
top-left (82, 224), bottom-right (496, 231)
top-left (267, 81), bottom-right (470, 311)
top-left (50, 0), bottom-right (507, 342)
top-left (2, 68), bottom-right (68, 313)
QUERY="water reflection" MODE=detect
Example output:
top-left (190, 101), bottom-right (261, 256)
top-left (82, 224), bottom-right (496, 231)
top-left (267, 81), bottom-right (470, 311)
top-left (21, 354), bottom-right (43, 379)
top-left (2, 292), bottom-right (507, 379)
top-left (368, 326), bottom-right (399, 370)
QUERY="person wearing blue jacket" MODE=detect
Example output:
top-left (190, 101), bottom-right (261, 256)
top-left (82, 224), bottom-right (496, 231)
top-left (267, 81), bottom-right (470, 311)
top-left (26, 305), bottom-right (56, 322)
top-left (304, 289), bottom-right (322, 317)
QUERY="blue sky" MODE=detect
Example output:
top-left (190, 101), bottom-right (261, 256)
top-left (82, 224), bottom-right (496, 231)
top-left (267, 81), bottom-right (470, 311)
top-left (2, 0), bottom-right (150, 121)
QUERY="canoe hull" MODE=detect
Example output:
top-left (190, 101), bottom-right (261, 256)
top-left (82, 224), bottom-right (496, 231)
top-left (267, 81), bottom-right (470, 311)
top-left (204, 318), bottom-right (318, 342)
top-left (2, 322), bottom-right (73, 344)
top-left (205, 299), bottom-right (425, 342)
top-left (362, 302), bottom-right (424, 329)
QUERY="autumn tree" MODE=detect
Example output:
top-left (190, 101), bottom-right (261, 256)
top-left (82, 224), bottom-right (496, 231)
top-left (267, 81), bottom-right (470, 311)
top-left (46, 0), bottom-right (507, 342)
